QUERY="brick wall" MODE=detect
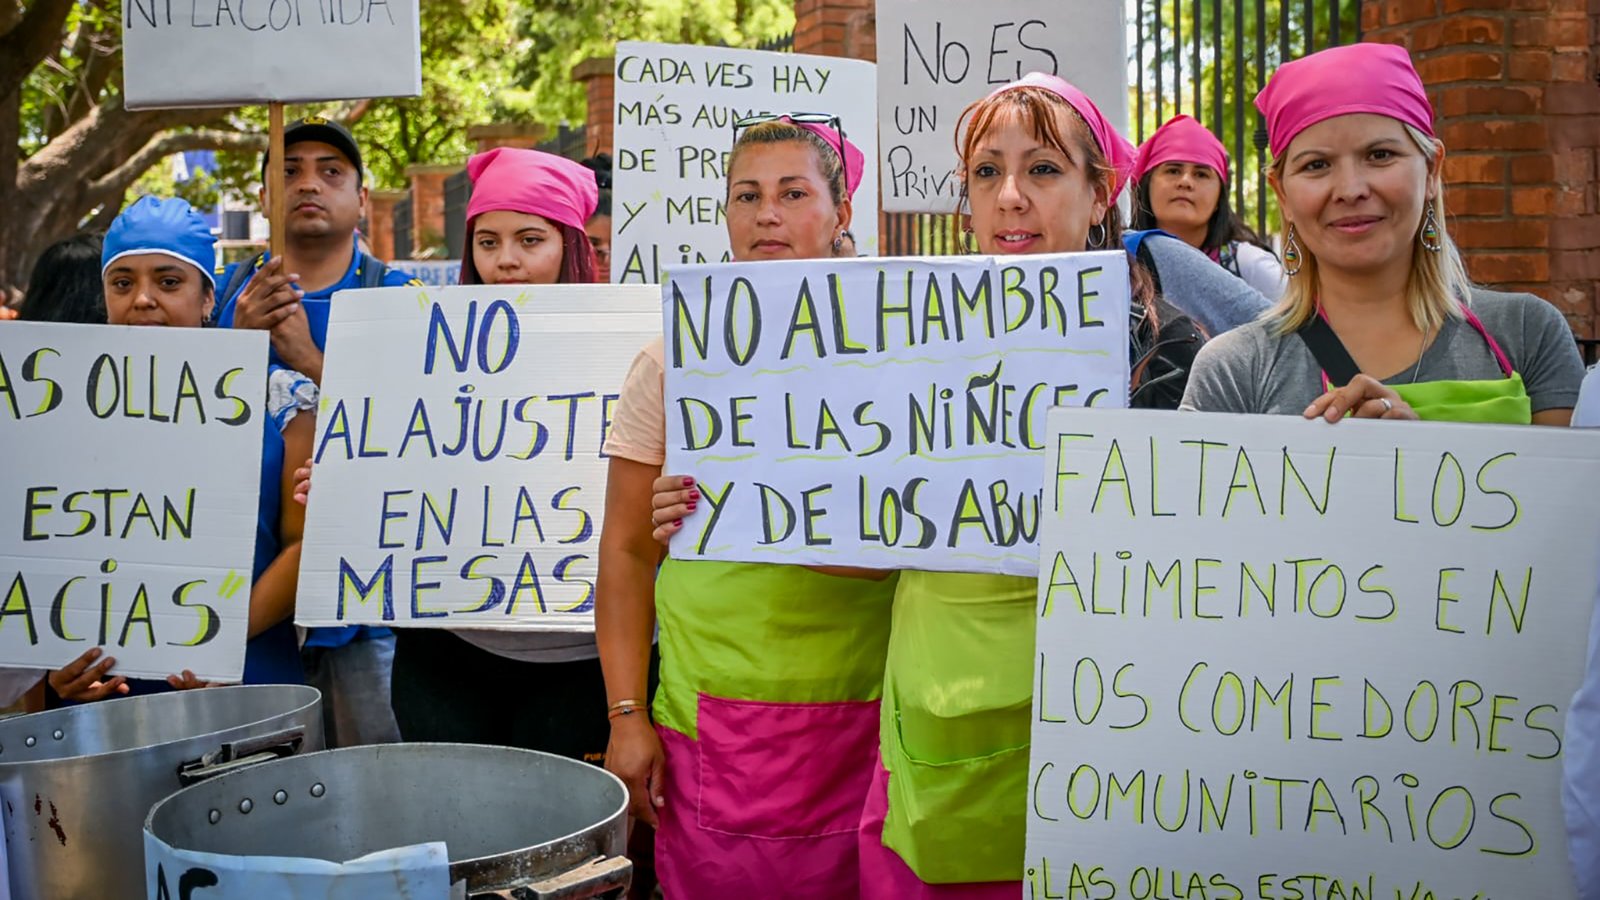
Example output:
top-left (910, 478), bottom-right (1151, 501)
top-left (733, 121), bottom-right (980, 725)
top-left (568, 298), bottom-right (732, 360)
top-left (364, 189), bottom-right (407, 261)
top-left (795, 0), bottom-right (876, 60)
top-left (468, 123), bottom-right (549, 154)
top-left (1364, 0), bottom-right (1600, 337)
top-left (574, 57), bottom-right (615, 157)
top-left (405, 164), bottom-right (457, 258)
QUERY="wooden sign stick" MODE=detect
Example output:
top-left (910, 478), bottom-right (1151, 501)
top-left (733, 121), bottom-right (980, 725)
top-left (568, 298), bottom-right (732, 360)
top-left (267, 102), bottom-right (287, 260)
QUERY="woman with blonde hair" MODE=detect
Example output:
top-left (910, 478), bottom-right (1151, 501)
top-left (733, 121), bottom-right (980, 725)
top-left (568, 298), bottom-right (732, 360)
top-left (1182, 43), bottom-right (1582, 424)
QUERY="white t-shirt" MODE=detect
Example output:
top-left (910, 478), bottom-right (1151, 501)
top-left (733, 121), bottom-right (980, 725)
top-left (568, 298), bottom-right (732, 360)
top-left (1231, 241), bottom-right (1287, 302)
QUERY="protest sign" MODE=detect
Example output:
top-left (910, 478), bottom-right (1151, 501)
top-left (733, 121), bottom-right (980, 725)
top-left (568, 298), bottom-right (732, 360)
top-left (874, 0), bottom-right (1129, 213)
top-left (295, 284), bottom-right (660, 631)
top-left (146, 836), bottom-right (451, 899)
top-left (399, 260), bottom-right (463, 288)
top-left (663, 252), bottom-right (1129, 575)
top-left (0, 323), bottom-right (267, 681)
top-left (122, 0), bottom-right (423, 108)
top-left (611, 41), bottom-right (879, 284)
top-left (1027, 408), bottom-right (1600, 899)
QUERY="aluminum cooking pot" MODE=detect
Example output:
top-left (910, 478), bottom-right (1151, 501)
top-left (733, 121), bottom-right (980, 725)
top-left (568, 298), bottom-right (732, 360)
top-left (0, 684), bottom-right (322, 898)
top-left (144, 743), bottom-right (631, 899)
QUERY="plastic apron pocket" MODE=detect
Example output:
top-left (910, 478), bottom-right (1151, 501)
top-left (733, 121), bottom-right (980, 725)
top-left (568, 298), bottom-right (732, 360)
top-left (697, 693), bottom-right (880, 838)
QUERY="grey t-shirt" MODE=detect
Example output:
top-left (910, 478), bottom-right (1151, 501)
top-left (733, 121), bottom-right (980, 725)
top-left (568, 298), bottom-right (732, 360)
top-left (1181, 288), bottom-right (1584, 415)
top-left (1140, 233), bottom-right (1272, 335)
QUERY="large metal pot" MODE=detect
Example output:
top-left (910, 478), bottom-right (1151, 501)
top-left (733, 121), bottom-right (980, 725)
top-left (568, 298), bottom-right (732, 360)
top-left (144, 743), bottom-right (632, 899)
top-left (0, 684), bottom-right (322, 898)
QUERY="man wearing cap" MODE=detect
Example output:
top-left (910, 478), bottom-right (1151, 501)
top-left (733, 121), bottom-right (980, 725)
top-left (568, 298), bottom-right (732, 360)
top-left (216, 116), bottom-right (419, 383)
top-left (216, 117), bottom-right (413, 748)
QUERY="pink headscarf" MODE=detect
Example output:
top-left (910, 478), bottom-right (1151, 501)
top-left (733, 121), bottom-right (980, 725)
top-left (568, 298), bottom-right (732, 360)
top-left (1133, 115), bottom-right (1229, 184)
top-left (986, 72), bottom-right (1138, 200)
top-left (781, 118), bottom-right (866, 200)
top-left (1255, 43), bottom-right (1434, 159)
top-left (465, 148), bottom-right (599, 231)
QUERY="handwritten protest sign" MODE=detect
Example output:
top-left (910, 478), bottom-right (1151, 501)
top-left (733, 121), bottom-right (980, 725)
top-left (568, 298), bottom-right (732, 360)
top-left (122, 0), bottom-right (422, 108)
top-left (146, 836), bottom-right (451, 899)
top-left (663, 253), bottom-right (1129, 575)
top-left (874, 0), bottom-right (1129, 213)
top-left (611, 41), bottom-right (879, 284)
top-left (1027, 408), bottom-right (1600, 899)
top-left (295, 284), bottom-right (659, 631)
top-left (0, 323), bottom-right (267, 681)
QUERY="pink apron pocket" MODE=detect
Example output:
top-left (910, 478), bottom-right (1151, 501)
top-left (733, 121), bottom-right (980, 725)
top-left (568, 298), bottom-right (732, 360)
top-left (697, 693), bottom-right (879, 838)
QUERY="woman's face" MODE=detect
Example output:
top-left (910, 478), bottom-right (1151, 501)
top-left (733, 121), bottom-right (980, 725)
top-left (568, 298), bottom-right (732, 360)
top-left (103, 255), bottom-right (211, 327)
top-left (1147, 162), bottom-right (1222, 236)
top-left (585, 214), bottom-right (612, 278)
top-left (725, 141), bottom-right (849, 262)
top-left (1271, 113), bottom-right (1435, 281)
top-left (472, 210), bottom-right (565, 285)
top-left (964, 106), bottom-right (1108, 256)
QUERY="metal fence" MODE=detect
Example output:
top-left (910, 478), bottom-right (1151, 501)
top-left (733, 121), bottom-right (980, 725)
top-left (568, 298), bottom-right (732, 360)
top-left (392, 196), bottom-right (414, 261)
top-left (1130, 0), bottom-right (1361, 236)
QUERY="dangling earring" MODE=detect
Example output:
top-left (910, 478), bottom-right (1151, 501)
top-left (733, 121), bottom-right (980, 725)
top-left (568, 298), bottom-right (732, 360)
top-left (1419, 205), bottom-right (1443, 253)
top-left (1283, 224), bottom-right (1303, 276)
top-left (1088, 221), bottom-right (1108, 249)
top-left (962, 228), bottom-right (977, 254)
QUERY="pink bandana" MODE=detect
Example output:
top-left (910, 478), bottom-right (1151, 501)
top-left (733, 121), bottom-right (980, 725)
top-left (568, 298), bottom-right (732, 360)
top-left (1255, 43), bottom-right (1434, 159)
top-left (987, 72), bottom-right (1138, 200)
top-left (466, 148), bottom-right (599, 231)
top-left (1134, 114), bottom-right (1229, 184)
top-left (782, 118), bottom-right (866, 200)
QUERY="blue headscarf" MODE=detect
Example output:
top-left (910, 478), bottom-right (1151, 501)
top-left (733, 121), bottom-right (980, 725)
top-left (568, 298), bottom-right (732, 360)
top-left (101, 195), bottom-right (217, 288)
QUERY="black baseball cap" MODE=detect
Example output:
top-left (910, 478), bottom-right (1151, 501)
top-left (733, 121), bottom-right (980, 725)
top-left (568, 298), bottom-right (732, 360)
top-left (262, 116), bottom-right (364, 183)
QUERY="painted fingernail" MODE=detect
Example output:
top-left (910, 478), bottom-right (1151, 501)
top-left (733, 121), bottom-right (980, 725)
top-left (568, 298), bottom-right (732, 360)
top-left (687, 503), bottom-right (697, 512)
top-left (689, 490), bottom-right (700, 501)
top-left (674, 519), bottom-right (683, 527)
top-left (682, 477), bottom-right (695, 487)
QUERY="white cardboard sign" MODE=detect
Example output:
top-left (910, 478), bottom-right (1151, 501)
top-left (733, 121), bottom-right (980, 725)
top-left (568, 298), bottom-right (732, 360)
top-left (122, 0), bottom-right (422, 108)
top-left (146, 835), bottom-right (451, 899)
top-left (663, 252), bottom-right (1129, 575)
top-left (874, 0), bottom-right (1130, 213)
top-left (1027, 408), bottom-right (1600, 899)
top-left (611, 41), bottom-right (880, 283)
top-left (0, 323), bottom-right (267, 681)
top-left (295, 284), bottom-right (660, 631)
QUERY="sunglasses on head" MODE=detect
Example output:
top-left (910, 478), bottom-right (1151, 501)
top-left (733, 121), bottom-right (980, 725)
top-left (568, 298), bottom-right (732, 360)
top-left (732, 113), bottom-right (849, 198)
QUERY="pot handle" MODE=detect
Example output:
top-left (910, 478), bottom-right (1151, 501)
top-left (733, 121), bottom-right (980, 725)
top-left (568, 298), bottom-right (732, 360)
top-left (176, 726), bottom-right (307, 786)
top-left (467, 855), bottom-right (632, 900)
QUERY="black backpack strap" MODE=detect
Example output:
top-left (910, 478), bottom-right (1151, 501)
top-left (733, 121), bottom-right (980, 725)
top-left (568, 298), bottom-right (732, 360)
top-left (357, 253), bottom-right (389, 289)
top-left (1295, 315), bottom-right (1362, 386)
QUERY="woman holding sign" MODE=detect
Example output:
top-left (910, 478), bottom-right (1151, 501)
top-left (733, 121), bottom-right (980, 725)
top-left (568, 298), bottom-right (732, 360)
top-left (48, 195), bottom-right (306, 702)
top-left (1130, 115), bottom-right (1286, 299)
top-left (598, 116), bottom-right (897, 899)
top-left (1180, 43), bottom-right (1583, 426)
top-left (358, 148), bottom-right (617, 753)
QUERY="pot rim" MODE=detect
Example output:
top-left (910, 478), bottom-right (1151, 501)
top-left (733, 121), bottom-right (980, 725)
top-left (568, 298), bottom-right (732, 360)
top-left (143, 741), bottom-right (630, 868)
top-left (0, 684), bottom-right (322, 767)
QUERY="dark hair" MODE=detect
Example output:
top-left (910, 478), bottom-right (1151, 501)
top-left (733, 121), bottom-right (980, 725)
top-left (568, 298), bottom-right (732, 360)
top-left (459, 219), bottom-right (599, 286)
top-left (1131, 171), bottom-right (1273, 256)
top-left (580, 154), bottom-right (613, 221)
top-left (21, 232), bottom-right (107, 324)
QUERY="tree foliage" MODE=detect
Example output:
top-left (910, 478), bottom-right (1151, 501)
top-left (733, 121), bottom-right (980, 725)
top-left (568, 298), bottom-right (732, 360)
top-left (511, 0), bottom-right (794, 125)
